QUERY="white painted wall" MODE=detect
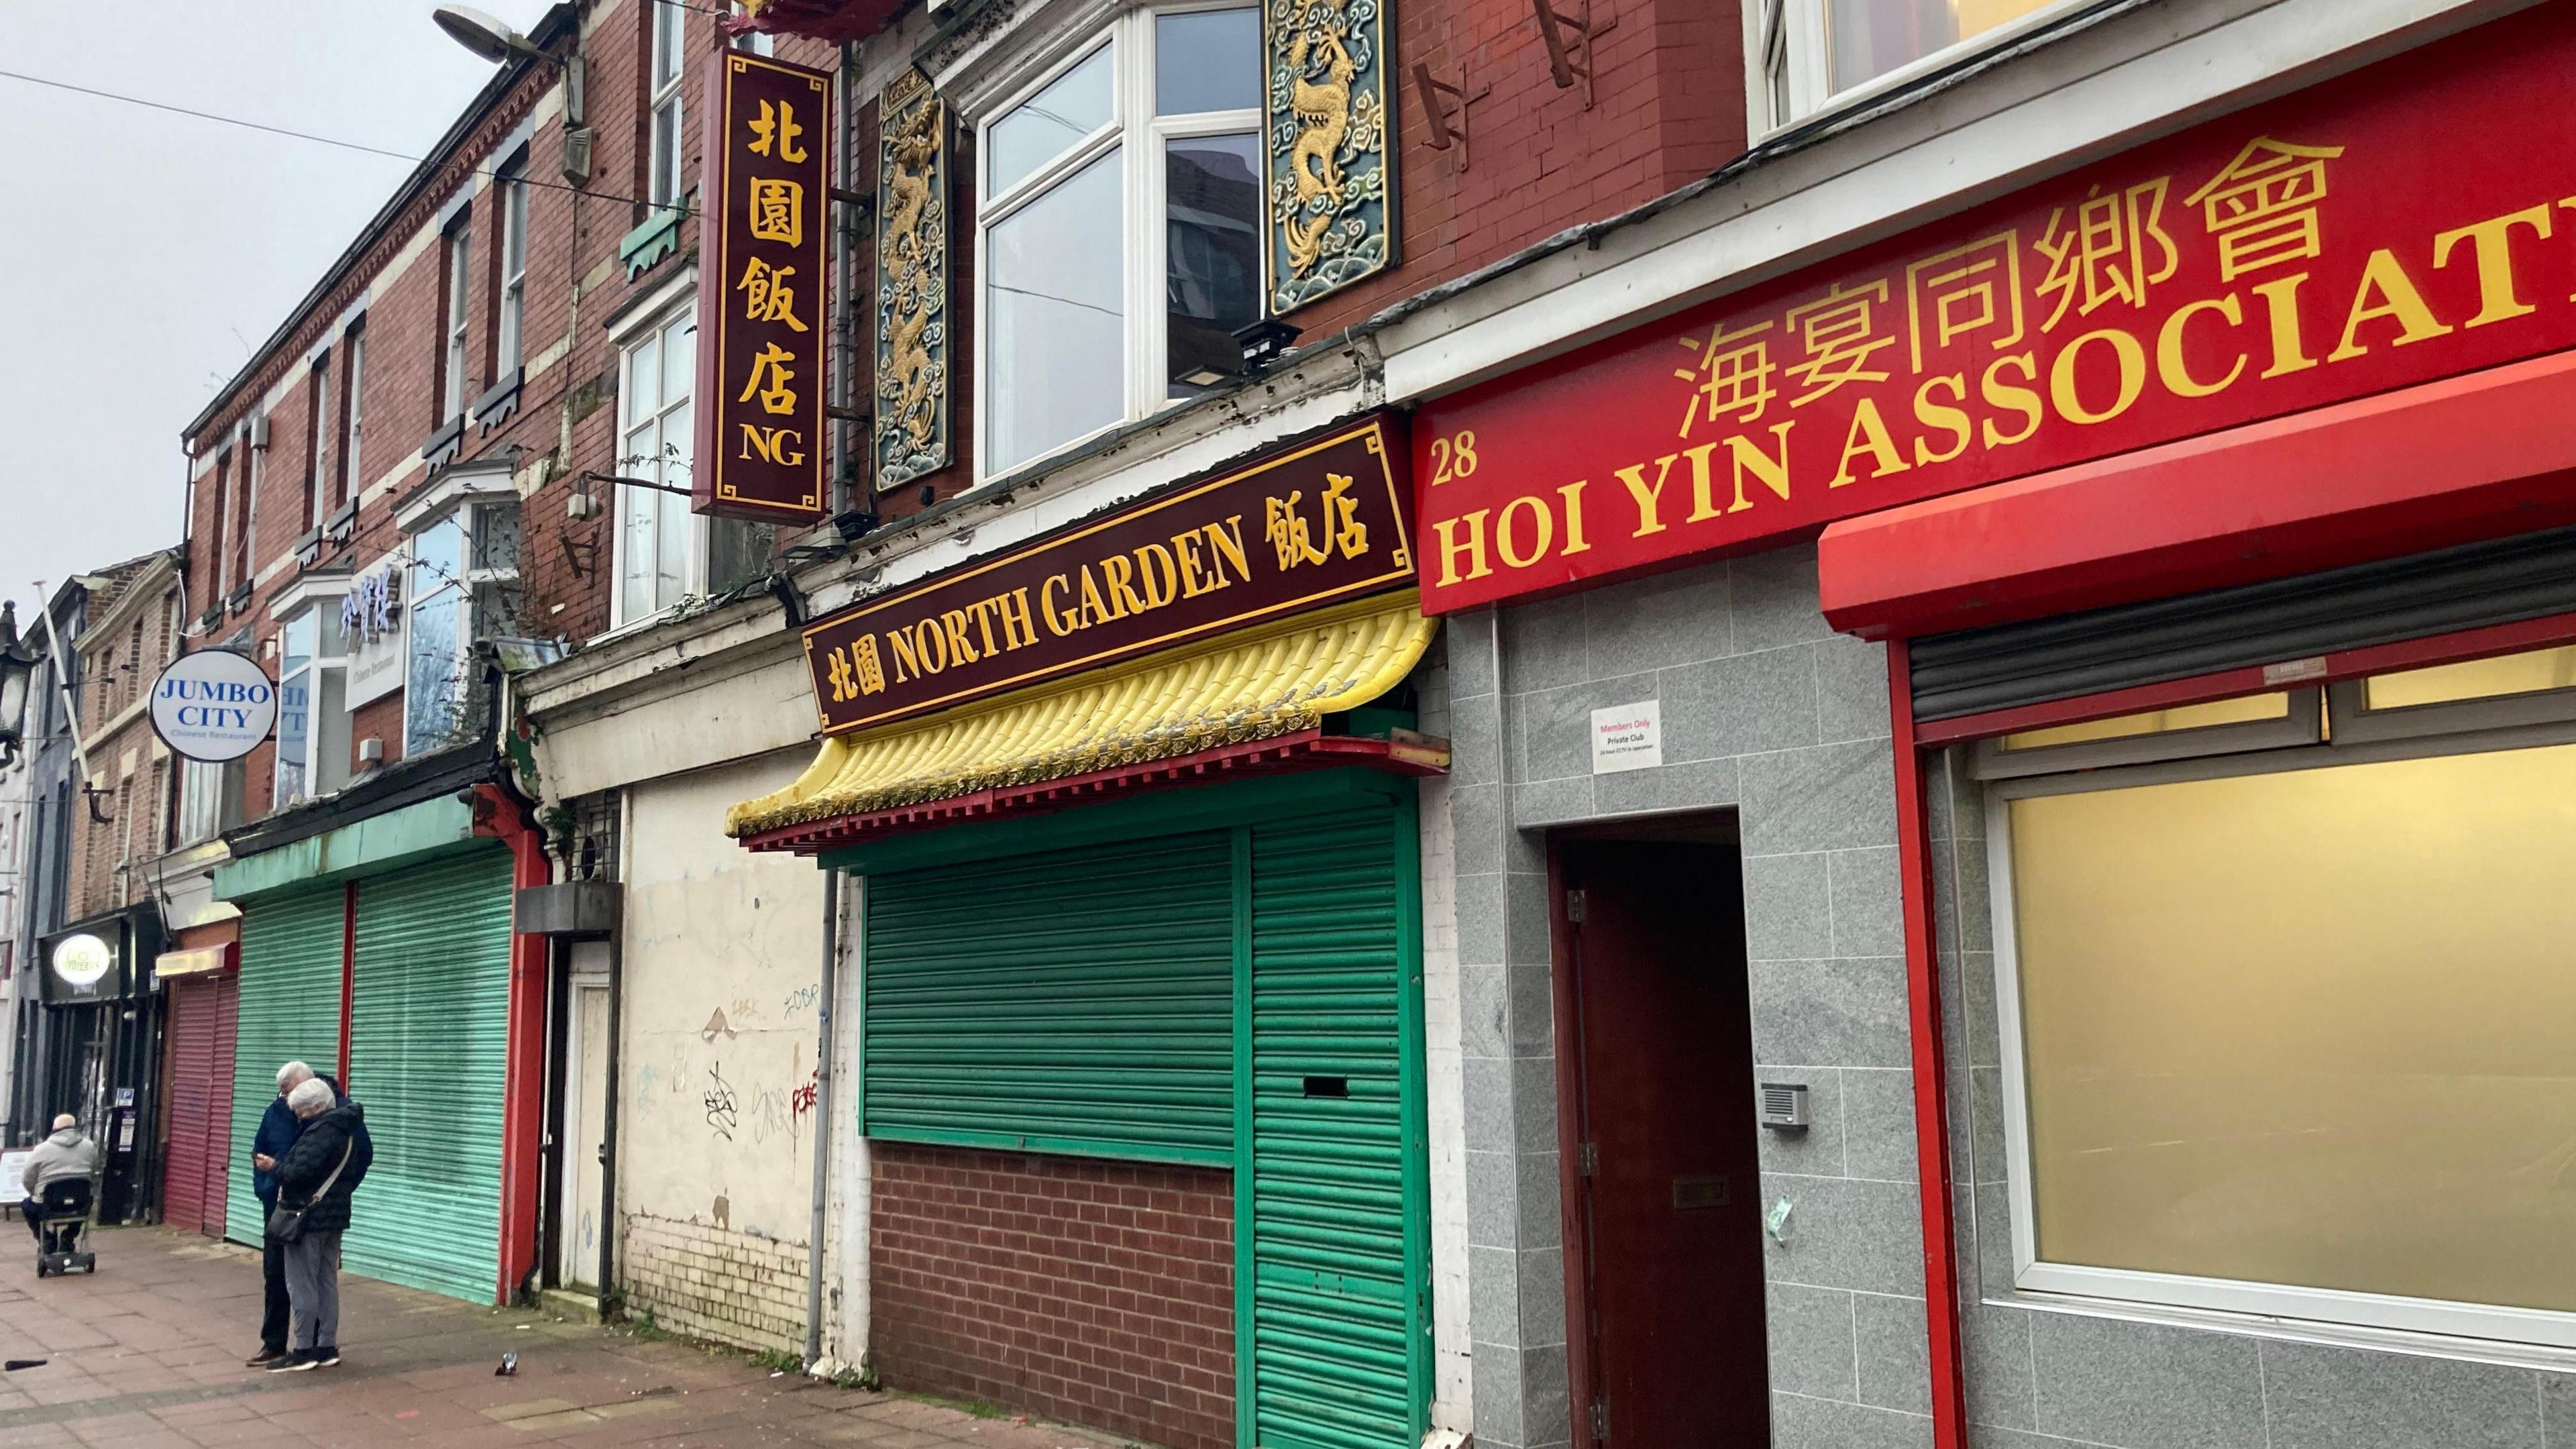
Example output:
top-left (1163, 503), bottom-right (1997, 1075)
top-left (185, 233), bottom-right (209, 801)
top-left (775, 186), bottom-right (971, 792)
top-left (617, 749), bottom-right (832, 1346)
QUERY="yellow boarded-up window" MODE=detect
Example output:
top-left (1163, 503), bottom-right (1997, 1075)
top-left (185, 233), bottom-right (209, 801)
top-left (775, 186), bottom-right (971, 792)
top-left (2004, 742), bottom-right (2576, 1313)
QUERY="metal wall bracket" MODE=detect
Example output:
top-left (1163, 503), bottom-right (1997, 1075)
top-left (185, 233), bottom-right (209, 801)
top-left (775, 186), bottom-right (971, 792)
top-left (1411, 62), bottom-right (1492, 171)
top-left (1534, 0), bottom-right (1617, 109)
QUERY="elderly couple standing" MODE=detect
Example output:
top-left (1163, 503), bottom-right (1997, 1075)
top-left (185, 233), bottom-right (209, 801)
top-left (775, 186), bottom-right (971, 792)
top-left (246, 1061), bottom-right (372, 1373)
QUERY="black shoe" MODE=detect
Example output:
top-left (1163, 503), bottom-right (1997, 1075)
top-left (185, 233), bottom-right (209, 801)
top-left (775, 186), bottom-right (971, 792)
top-left (311, 1348), bottom-right (341, 1368)
top-left (266, 1350), bottom-right (317, 1373)
top-left (246, 1346), bottom-right (288, 1368)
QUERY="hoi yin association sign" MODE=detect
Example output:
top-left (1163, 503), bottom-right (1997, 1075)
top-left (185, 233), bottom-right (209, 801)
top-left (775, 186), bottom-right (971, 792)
top-left (1413, 7), bottom-right (2576, 613)
top-left (800, 414), bottom-right (1414, 736)
top-left (693, 48), bottom-right (833, 523)
top-left (150, 649), bottom-right (276, 763)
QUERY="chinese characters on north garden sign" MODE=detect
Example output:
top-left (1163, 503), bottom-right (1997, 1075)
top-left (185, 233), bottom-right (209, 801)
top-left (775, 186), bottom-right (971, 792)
top-left (800, 415), bottom-right (1413, 735)
top-left (1412, 9), bottom-right (2576, 613)
top-left (693, 50), bottom-right (833, 523)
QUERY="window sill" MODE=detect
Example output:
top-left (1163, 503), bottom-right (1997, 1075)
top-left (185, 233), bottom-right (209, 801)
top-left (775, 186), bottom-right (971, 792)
top-left (619, 204), bottom-right (687, 282)
top-left (421, 415), bottom-right (468, 469)
top-left (1989, 1283), bottom-right (2576, 1375)
top-left (325, 498), bottom-right (358, 545)
top-left (1757, 0), bottom-right (2139, 145)
top-left (225, 583), bottom-right (253, 619)
top-left (472, 368), bottom-right (525, 433)
top-left (293, 527), bottom-right (325, 570)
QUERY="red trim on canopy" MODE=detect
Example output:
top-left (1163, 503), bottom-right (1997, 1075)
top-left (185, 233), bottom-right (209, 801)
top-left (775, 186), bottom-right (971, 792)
top-left (1817, 349), bottom-right (2576, 641)
top-left (736, 731), bottom-right (1450, 855)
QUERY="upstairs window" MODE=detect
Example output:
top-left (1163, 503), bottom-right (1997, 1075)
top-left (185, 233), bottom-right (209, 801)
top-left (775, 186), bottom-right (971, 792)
top-left (611, 299), bottom-right (775, 626)
top-left (1758, 0), bottom-right (2074, 129)
top-left (496, 162), bottom-right (530, 376)
top-left (306, 353), bottom-right (332, 529)
top-left (443, 218), bottom-right (474, 423)
top-left (339, 325), bottom-right (366, 506)
top-left (272, 606), bottom-right (350, 808)
top-left (648, 1), bottom-right (687, 209)
top-left (978, 6), bottom-right (1263, 477)
top-left (405, 495), bottom-right (521, 753)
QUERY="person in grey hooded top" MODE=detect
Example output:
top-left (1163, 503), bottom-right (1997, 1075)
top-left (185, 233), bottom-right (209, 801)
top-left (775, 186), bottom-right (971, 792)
top-left (19, 1114), bottom-right (101, 1244)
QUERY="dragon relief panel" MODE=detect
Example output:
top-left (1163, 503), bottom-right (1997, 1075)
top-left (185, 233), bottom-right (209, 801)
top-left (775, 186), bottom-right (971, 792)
top-left (875, 67), bottom-right (952, 490)
top-left (1265, 0), bottom-right (1394, 312)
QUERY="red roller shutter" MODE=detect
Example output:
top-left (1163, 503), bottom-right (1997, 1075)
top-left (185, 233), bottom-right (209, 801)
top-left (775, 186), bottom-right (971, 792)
top-left (160, 973), bottom-right (239, 1238)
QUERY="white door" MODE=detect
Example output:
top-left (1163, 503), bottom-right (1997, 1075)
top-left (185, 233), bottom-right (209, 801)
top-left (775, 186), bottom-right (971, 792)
top-left (556, 945), bottom-right (612, 1291)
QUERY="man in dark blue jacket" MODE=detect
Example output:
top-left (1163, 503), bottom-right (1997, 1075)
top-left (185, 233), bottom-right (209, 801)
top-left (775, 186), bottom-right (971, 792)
top-left (246, 1061), bottom-right (314, 1368)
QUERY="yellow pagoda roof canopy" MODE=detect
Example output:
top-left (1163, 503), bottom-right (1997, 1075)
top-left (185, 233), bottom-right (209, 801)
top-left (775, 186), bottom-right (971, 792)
top-left (728, 592), bottom-right (1436, 847)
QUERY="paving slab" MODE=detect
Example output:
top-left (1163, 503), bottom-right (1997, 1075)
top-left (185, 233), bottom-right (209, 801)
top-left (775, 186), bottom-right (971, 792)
top-left (0, 1228), bottom-right (1150, 1449)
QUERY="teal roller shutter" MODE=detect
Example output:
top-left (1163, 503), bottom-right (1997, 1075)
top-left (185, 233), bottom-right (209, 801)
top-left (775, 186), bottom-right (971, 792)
top-left (227, 886), bottom-right (347, 1247)
top-left (863, 831), bottom-right (1235, 1164)
top-left (1244, 804), bottom-right (1428, 1449)
top-left (342, 847), bottom-right (513, 1303)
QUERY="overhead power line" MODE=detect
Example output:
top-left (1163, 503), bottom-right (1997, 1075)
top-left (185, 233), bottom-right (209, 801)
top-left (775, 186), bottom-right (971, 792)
top-left (0, 68), bottom-right (696, 215)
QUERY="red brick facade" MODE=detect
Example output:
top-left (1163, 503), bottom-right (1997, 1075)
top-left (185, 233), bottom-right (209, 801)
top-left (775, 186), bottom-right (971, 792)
top-left (870, 1144), bottom-right (1236, 1449)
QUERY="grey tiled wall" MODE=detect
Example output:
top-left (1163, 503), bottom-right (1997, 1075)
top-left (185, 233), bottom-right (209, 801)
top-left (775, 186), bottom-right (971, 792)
top-left (1448, 545), bottom-right (1934, 1448)
top-left (1931, 749), bottom-right (2576, 1448)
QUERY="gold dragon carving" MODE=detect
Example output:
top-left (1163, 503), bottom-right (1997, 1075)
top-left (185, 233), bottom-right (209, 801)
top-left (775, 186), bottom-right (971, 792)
top-left (875, 70), bottom-right (951, 488)
top-left (1267, 0), bottom-right (1391, 309)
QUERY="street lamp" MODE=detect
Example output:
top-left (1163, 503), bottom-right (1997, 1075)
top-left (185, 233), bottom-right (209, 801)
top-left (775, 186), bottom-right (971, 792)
top-left (0, 602), bottom-right (39, 768)
top-left (432, 5), bottom-right (545, 61)
top-left (434, 5), bottom-right (590, 183)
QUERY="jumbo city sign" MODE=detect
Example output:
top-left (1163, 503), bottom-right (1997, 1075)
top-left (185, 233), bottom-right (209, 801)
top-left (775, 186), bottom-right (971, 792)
top-left (150, 649), bottom-right (277, 763)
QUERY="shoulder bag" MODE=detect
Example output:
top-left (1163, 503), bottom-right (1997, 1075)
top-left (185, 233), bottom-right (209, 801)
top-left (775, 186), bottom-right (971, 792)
top-left (266, 1138), bottom-right (354, 1244)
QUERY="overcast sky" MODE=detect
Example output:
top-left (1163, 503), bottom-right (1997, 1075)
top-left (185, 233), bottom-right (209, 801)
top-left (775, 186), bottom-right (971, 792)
top-left (0, 1), bottom-right (555, 632)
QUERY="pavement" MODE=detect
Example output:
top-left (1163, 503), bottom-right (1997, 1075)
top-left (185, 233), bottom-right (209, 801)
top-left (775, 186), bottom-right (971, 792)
top-left (0, 1226), bottom-right (1144, 1449)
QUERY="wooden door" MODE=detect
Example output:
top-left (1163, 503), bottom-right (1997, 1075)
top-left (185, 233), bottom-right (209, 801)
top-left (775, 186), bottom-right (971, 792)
top-left (1558, 840), bottom-right (1769, 1447)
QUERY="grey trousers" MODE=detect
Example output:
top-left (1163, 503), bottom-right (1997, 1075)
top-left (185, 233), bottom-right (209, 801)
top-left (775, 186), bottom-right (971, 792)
top-left (282, 1230), bottom-right (342, 1352)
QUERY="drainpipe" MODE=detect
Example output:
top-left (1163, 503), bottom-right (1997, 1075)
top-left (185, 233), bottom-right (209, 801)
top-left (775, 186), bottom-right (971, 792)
top-left (597, 901), bottom-right (624, 1318)
top-left (1888, 647), bottom-right (1969, 1448)
top-left (475, 781), bottom-right (551, 1307)
top-left (802, 868), bottom-right (841, 1368)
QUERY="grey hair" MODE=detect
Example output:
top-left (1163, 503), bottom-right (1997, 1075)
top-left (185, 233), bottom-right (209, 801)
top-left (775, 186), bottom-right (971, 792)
top-left (286, 1078), bottom-right (335, 1116)
top-left (276, 1061), bottom-right (312, 1091)
top-left (50, 1114), bottom-right (76, 1131)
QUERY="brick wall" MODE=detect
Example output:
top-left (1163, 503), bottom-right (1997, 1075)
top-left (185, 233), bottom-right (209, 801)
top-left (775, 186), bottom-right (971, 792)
top-left (871, 1143), bottom-right (1235, 1449)
top-left (620, 1210), bottom-right (812, 1354)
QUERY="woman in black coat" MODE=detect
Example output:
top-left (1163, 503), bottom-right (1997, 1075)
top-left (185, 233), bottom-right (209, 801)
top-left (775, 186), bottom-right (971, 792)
top-left (267, 1079), bottom-right (373, 1371)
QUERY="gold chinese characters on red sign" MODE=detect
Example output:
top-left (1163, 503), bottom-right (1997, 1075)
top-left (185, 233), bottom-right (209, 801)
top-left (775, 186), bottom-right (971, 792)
top-left (693, 50), bottom-right (833, 523)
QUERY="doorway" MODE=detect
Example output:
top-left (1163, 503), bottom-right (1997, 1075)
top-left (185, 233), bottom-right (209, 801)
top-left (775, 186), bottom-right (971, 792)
top-left (553, 943), bottom-right (612, 1291)
top-left (1552, 830), bottom-right (1769, 1446)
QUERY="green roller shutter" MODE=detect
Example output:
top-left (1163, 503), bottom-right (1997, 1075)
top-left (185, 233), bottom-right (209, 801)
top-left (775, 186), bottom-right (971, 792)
top-left (862, 831), bottom-right (1236, 1164)
top-left (342, 847), bottom-right (513, 1303)
top-left (1242, 804), bottom-right (1428, 1449)
top-left (227, 886), bottom-right (347, 1247)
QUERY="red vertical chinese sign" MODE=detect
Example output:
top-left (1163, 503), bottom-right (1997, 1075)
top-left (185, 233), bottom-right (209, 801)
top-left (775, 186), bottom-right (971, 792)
top-left (694, 48), bottom-right (833, 523)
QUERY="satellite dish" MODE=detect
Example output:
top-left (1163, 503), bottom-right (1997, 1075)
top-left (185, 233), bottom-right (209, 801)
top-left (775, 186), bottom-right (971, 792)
top-left (433, 5), bottom-right (538, 63)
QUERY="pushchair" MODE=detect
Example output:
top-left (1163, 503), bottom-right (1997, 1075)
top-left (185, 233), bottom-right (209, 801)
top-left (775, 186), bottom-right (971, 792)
top-left (33, 1178), bottom-right (95, 1277)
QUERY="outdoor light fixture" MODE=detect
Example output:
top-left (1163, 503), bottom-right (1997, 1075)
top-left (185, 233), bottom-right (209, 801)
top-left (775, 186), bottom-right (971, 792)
top-left (435, 4), bottom-right (590, 178)
top-left (433, 5), bottom-right (543, 62)
top-left (1232, 317), bottom-right (1303, 374)
top-left (0, 602), bottom-right (36, 767)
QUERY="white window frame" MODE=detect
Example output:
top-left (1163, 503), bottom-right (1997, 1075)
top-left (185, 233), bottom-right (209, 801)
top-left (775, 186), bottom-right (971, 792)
top-left (443, 220), bottom-right (474, 423)
top-left (307, 351), bottom-right (333, 529)
top-left (270, 599), bottom-right (351, 810)
top-left (649, 0), bottom-right (687, 209)
top-left (398, 478), bottom-right (521, 755)
top-left (1750, 0), bottom-right (2099, 137)
top-left (1984, 669), bottom-right (2576, 1352)
top-left (607, 287), bottom-right (706, 629)
top-left (496, 163), bottom-right (530, 375)
top-left (730, 2), bottom-right (774, 54)
top-left (341, 324), bottom-right (366, 504)
top-left (973, 1), bottom-right (1263, 482)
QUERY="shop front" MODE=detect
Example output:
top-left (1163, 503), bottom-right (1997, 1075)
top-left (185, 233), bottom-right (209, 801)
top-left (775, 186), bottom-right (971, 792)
top-left (731, 416), bottom-right (1446, 1449)
top-left (213, 761), bottom-right (548, 1307)
top-left (1410, 7), bottom-right (2576, 1444)
top-left (156, 926), bottom-right (239, 1238)
top-left (30, 907), bottom-right (164, 1224)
